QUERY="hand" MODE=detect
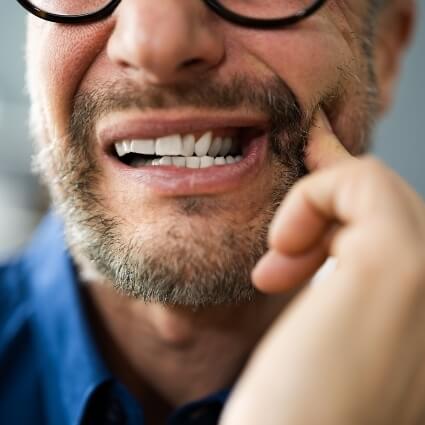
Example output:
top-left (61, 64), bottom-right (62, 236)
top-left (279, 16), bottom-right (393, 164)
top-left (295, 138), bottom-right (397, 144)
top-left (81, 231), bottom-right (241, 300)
top-left (220, 110), bottom-right (425, 425)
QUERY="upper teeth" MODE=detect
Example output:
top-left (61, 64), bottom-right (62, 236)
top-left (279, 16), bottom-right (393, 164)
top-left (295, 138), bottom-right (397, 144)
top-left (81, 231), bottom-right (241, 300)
top-left (114, 132), bottom-right (236, 158)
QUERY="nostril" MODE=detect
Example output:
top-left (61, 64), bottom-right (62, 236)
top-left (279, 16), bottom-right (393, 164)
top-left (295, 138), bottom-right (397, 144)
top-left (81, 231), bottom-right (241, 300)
top-left (181, 58), bottom-right (205, 68)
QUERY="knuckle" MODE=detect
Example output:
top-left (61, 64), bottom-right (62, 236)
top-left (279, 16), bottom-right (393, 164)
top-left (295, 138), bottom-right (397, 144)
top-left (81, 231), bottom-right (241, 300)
top-left (361, 156), bottom-right (386, 176)
top-left (336, 157), bottom-right (385, 202)
top-left (289, 175), bottom-right (312, 198)
top-left (355, 156), bottom-right (392, 188)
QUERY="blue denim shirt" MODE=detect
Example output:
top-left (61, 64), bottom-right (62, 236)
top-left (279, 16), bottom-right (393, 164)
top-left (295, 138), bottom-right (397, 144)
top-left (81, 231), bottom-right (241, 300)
top-left (0, 213), bottom-right (229, 425)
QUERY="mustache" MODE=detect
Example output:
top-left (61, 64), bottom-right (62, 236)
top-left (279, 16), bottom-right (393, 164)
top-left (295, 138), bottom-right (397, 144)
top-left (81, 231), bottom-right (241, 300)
top-left (70, 74), bottom-right (304, 137)
top-left (69, 74), bottom-right (311, 176)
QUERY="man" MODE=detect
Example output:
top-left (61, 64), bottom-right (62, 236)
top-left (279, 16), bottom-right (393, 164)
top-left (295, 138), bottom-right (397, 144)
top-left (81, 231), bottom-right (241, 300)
top-left (1, 0), bottom-right (424, 423)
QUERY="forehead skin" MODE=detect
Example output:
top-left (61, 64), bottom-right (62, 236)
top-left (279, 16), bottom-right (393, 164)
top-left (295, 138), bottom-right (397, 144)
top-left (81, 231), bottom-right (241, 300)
top-left (26, 1), bottom-right (371, 150)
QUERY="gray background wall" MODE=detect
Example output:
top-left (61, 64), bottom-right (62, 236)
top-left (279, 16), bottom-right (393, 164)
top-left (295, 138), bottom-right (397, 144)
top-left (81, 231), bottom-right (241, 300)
top-left (0, 2), bottom-right (424, 258)
top-left (375, 3), bottom-right (425, 195)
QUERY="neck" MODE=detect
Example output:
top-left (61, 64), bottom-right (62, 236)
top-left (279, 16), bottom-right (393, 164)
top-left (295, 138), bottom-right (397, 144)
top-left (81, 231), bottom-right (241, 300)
top-left (82, 281), bottom-right (295, 417)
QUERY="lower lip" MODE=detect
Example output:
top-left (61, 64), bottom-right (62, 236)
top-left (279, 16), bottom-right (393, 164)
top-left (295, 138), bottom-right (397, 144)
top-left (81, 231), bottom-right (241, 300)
top-left (104, 134), bottom-right (268, 196)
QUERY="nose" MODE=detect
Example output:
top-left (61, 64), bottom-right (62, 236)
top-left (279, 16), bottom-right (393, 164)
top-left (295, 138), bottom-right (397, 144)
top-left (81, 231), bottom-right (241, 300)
top-left (107, 0), bottom-right (225, 84)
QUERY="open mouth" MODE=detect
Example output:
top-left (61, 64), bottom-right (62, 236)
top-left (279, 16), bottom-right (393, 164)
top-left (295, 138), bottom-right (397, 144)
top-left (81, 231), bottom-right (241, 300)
top-left (98, 114), bottom-right (269, 195)
top-left (112, 129), bottom-right (252, 169)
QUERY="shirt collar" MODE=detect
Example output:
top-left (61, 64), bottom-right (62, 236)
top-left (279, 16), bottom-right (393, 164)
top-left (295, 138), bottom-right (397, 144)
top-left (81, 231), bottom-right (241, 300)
top-left (22, 212), bottom-right (112, 425)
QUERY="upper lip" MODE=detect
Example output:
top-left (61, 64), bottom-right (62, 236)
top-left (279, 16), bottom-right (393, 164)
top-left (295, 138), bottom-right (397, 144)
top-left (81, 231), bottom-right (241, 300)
top-left (96, 110), bottom-right (269, 153)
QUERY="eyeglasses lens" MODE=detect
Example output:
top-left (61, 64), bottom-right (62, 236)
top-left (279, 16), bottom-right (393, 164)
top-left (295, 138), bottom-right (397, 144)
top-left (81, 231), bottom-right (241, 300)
top-left (29, 0), bottom-right (110, 16)
top-left (216, 0), bottom-right (319, 19)
top-left (27, 0), bottom-right (319, 19)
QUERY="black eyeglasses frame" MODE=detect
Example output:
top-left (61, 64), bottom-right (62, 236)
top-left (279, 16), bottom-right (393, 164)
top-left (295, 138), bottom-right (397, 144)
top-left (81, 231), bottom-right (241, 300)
top-left (16, 0), bottom-right (328, 29)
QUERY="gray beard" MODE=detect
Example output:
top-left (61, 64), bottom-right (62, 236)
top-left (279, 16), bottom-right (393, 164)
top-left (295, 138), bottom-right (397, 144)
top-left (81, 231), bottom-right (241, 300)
top-left (32, 75), bottom-right (333, 308)
top-left (67, 196), bottom-right (278, 307)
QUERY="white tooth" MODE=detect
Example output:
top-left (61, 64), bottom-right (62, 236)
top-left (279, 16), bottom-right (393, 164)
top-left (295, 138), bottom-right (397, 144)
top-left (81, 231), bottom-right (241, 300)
top-left (195, 131), bottom-right (212, 157)
top-left (219, 137), bottom-right (232, 156)
top-left (152, 158), bottom-right (161, 166)
top-left (115, 142), bottom-right (127, 157)
top-left (186, 157), bottom-right (200, 169)
top-left (235, 155), bottom-right (243, 163)
top-left (159, 156), bottom-right (172, 166)
top-left (182, 134), bottom-right (195, 156)
top-left (172, 157), bottom-right (186, 167)
top-left (214, 157), bottom-right (226, 165)
top-left (123, 141), bottom-right (132, 154)
top-left (156, 134), bottom-right (183, 156)
top-left (131, 139), bottom-right (156, 155)
top-left (208, 137), bottom-right (222, 157)
top-left (200, 156), bottom-right (214, 168)
top-left (225, 156), bottom-right (235, 164)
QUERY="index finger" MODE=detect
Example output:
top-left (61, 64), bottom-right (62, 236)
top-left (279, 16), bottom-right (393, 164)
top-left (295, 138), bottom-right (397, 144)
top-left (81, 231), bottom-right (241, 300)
top-left (304, 109), bottom-right (353, 171)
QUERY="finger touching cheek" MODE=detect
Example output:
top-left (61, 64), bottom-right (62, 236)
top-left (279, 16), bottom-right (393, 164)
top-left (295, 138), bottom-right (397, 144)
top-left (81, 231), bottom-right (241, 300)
top-left (304, 108), bottom-right (353, 172)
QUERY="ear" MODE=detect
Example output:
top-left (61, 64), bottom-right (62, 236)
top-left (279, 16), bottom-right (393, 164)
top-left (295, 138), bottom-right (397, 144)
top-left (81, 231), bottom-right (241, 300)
top-left (374, 0), bottom-right (416, 115)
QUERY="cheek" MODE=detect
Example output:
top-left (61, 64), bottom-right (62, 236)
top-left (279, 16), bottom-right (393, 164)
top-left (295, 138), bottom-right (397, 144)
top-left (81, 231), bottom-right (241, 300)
top-left (232, 18), bottom-right (354, 107)
top-left (26, 18), bottom-right (112, 142)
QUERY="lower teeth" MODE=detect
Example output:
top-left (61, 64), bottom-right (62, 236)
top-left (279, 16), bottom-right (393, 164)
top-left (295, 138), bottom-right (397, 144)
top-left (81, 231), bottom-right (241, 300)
top-left (131, 155), bottom-right (243, 168)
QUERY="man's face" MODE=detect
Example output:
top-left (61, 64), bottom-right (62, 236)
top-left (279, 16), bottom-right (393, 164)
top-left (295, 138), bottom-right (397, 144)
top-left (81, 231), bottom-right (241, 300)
top-left (27, 0), bottom-right (379, 306)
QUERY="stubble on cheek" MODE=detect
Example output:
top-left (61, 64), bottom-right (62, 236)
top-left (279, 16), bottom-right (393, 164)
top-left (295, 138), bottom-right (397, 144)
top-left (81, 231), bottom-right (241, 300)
top-left (26, 17), bottom-right (112, 147)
